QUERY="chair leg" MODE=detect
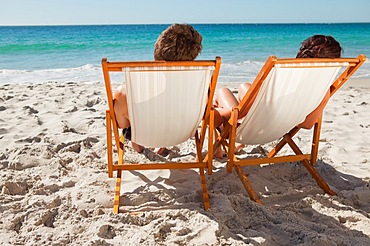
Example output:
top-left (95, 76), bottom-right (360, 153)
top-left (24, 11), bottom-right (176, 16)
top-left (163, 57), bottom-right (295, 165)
top-left (113, 170), bottom-right (122, 214)
top-left (302, 159), bottom-right (336, 195)
top-left (311, 117), bottom-right (322, 165)
top-left (285, 137), bottom-right (336, 196)
top-left (199, 168), bottom-right (210, 210)
top-left (227, 108), bottom-right (239, 173)
top-left (207, 110), bottom-right (214, 174)
top-left (113, 136), bottom-right (125, 214)
top-left (106, 111), bottom-right (114, 178)
top-left (234, 165), bottom-right (262, 204)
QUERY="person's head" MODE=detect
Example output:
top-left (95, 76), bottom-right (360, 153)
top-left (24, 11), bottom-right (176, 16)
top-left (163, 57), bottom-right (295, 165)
top-left (154, 24), bottom-right (202, 61)
top-left (296, 35), bottom-right (342, 58)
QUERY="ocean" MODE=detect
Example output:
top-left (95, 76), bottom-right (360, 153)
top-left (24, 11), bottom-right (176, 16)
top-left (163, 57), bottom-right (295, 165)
top-left (0, 23), bottom-right (369, 84)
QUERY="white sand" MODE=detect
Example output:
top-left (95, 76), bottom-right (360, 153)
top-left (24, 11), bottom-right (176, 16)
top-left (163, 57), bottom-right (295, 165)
top-left (1, 79), bottom-right (369, 245)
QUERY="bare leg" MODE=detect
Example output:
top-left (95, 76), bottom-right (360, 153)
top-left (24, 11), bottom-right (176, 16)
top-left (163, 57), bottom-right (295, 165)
top-left (113, 85), bottom-right (144, 153)
top-left (153, 148), bottom-right (167, 155)
top-left (113, 85), bottom-right (130, 129)
top-left (216, 87), bottom-right (239, 110)
top-left (213, 108), bottom-right (226, 158)
top-left (131, 142), bottom-right (144, 153)
top-left (213, 87), bottom-right (239, 125)
top-left (214, 87), bottom-right (243, 158)
top-left (233, 82), bottom-right (254, 151)
top-left (237, 82), bottom-right (251, 102)
top-left (213, 128), bottom-right (225, 158)
top-left (237, 82), bottom-right (252, 118)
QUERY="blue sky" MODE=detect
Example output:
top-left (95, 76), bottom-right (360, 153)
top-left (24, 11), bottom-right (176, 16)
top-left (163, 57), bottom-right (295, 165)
top-left (1, 0), bottom-right (369, 25)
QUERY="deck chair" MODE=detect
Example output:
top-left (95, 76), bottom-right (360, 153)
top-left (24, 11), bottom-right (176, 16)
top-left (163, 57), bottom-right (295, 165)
top-left (102, 57), bottom-right (221, 213)
top-left (214, 55), bottom-right (366, 204)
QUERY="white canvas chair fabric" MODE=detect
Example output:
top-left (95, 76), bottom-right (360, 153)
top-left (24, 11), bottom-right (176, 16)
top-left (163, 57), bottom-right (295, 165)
top-left (236, 62), bottom-right (349, 145)
top-left (124, 66), bottom-right (215, 147)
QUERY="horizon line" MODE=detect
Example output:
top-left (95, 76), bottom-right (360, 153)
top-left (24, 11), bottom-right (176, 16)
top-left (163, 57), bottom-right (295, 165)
top-left (1, 21), bottom-right (369, 27)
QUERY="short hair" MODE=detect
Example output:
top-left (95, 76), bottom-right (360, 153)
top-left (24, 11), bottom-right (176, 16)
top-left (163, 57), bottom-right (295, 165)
top-left (154, 24), bottom-right (203, 61)
top-left (296, 35), bottom-right (342, 58)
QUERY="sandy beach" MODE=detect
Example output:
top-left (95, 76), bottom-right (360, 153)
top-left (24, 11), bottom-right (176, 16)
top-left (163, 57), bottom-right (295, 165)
top-left (1, 79), bottom-right (370, 245)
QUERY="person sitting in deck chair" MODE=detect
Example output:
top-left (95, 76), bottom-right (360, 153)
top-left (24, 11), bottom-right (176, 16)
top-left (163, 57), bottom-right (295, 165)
top-left (113, 24), bottom-right (203, 153)
top-left (213, 35), bottom-right (342, 157)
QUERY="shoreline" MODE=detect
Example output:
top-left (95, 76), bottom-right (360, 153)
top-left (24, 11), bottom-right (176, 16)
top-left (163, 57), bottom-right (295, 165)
top-left (1, 77), bottom-right (369, 88)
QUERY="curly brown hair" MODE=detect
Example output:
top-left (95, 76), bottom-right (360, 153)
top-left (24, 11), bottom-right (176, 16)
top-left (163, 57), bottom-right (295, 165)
top-left (296, 35), bottom-right (342, 58)
top-left (154, 24), bottom-right (203, 61)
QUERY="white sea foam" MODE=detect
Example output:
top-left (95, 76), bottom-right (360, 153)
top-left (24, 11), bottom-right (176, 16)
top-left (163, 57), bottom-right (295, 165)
top-left (219, 60), bottom-right (266, 83)
top-left (0, 64), bottom-right (103, 84)
top-left (1, 59), bottom-right (369, 84)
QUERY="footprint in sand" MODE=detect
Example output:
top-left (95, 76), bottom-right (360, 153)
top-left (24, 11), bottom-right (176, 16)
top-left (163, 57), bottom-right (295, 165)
top-left (15, 136), bottom-right (42, 143)
top-left (23, 105), bottom-right (38, 114)
top-left (0, 128), bottom-right (8, 134)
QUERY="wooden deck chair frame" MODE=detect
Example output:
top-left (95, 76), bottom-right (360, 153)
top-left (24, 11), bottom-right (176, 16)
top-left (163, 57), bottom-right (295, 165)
top-left (102, 57), bottom-right (221, 213)
top-left (214, 55), bottom-right (366, 204)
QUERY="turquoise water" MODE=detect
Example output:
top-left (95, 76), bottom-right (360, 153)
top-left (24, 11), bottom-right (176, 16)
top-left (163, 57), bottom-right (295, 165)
top-left (1, 23), bottom-right (369, 83)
